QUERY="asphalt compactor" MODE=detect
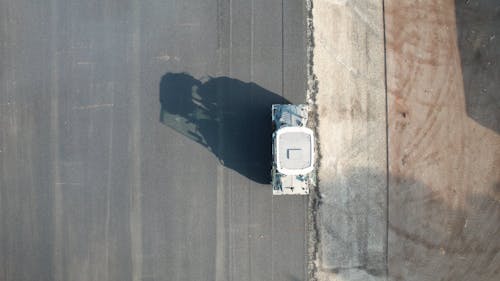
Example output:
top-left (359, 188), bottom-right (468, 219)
top-left (271, 104), bottom-right (315, 195)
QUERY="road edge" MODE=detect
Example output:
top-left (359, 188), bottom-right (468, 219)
top-left (305, 0), bottom-right (322, 280)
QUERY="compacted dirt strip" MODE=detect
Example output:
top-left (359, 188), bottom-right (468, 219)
top-left (386, 0), bottom-right (500, 280)
top-left (311, 1), bottom-right (387, 280)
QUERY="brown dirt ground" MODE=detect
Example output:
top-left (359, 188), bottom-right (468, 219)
top-left (386, 0), bottom-right (500, 280)
top-left (311, 0), bottom-right (500, 280)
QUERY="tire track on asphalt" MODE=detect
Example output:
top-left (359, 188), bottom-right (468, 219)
top-left (129, 1), bottom-right (143, 281)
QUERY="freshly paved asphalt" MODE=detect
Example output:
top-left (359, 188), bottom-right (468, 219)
top-left (0, 0), bottom-right (308, 281)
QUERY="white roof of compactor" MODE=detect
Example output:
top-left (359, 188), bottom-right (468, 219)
top-left (275, 126), bottom-right (314, 175)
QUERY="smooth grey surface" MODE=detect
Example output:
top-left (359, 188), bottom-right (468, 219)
top-left (0, 0), bottom-right (307, 281)
top-left (278, 132), bottom-right (312, 170)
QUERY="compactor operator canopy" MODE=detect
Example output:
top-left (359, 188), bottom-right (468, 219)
top-left (275, 127), bottom-right (314, 175)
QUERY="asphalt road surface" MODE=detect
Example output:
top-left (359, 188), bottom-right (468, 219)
top-left (0, 0), bottom-right (308, 281)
